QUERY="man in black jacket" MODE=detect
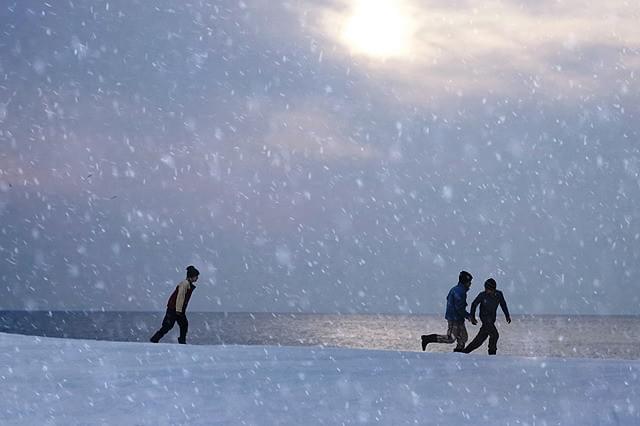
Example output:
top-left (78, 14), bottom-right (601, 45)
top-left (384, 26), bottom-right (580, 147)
top-left (462, 278), bottom-right (511, 355)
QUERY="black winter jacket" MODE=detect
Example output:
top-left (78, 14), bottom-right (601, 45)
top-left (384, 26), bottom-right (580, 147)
top-left (470, 290), bottom-right (511, 324)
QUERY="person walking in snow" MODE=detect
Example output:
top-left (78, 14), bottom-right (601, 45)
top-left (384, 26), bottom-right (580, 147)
top-left (421, 270), bottom-right (475, 352)
top-left (462, 278), bottom-right (511, 355)
top-left (150, 265), bottom-right (200, 344)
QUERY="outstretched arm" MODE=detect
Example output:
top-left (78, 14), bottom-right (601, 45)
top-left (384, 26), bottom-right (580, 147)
top-left (468, 293), bottom-right (481, 324)
top-left (470, 294), bottom-right (481, 318)
top-left (499, 292), bottom-right (511, 323)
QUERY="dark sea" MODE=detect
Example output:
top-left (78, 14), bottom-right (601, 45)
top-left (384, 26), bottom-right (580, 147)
top-left (1, 311), bottom-right (638, 360)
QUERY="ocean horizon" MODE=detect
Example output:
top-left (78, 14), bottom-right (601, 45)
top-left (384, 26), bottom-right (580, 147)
top-left (1, 310), bottom-right (639, 360)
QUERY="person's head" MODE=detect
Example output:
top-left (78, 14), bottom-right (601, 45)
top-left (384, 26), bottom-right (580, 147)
top-left (484, 278), bottom-right (497, 293)
top-left (459, 270), bottom-right (473, 288)
top-left (186, 265), bottom-right (200, 283)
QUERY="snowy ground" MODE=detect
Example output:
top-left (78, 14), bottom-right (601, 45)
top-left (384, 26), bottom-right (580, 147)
top-left (1, 332), bottom-right (638, 425)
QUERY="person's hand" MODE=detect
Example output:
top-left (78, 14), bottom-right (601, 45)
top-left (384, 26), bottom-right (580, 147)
top-left (506, 317), bottom-right (511, 324)
top-left (471, 317), bottom-right (477, 325)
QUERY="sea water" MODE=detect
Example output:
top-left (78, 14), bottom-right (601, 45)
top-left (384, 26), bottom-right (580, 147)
top-left (1, 311), bottom-right (638, 359)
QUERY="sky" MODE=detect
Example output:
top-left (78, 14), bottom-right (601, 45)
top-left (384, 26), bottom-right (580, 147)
top-left (0, 0), bottom-right (639, 314)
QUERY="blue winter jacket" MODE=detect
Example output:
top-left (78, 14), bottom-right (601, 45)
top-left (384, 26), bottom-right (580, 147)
top-left (445, 282), bottom-right (471, 323)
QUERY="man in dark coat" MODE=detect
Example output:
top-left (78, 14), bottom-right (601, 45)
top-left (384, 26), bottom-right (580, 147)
top-left (150, 265), bottom-right (200, 344)
top-left (421, 271), bottom-right (474, 352)
top-left (462, 278), bottom-right (511, 355)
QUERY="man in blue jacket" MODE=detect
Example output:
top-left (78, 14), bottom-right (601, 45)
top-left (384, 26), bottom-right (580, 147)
top-left (421, 271), bottom-right (475, 352)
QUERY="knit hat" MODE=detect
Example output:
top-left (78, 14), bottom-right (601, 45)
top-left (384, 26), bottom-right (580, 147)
top-left (484, 278), bottom-right (497, 290)
top-left (186, 265), bottom-right (200, 278)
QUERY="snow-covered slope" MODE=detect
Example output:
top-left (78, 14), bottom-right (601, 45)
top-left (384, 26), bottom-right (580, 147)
top-left (1, 332), bottom-right (638, 425)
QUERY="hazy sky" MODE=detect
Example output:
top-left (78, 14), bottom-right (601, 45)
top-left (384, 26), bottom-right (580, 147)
top-left (1, 0), bottom-right (639, 314)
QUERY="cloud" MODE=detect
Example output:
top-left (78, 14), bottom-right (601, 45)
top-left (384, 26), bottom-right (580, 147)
top-left (263, 101), bottom-right (379, 162)
top-left (299, 0), bottom-right (640, 98)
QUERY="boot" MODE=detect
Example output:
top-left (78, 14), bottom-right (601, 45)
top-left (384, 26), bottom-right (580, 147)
top-left (421, 334), bottom-right (436, 351)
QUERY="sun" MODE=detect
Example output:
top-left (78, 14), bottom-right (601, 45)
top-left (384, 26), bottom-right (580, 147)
top-left (339, 0), bottom-right (415, 59)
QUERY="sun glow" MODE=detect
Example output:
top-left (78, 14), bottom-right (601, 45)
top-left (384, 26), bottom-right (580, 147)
top-left (340, 0), bottom-right (415, 59)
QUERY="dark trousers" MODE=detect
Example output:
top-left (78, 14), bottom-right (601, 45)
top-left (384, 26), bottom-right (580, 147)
top-left (463, 322), bottom-right (499, 354)
top-left (150, 309), bottom-right (188, 344)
